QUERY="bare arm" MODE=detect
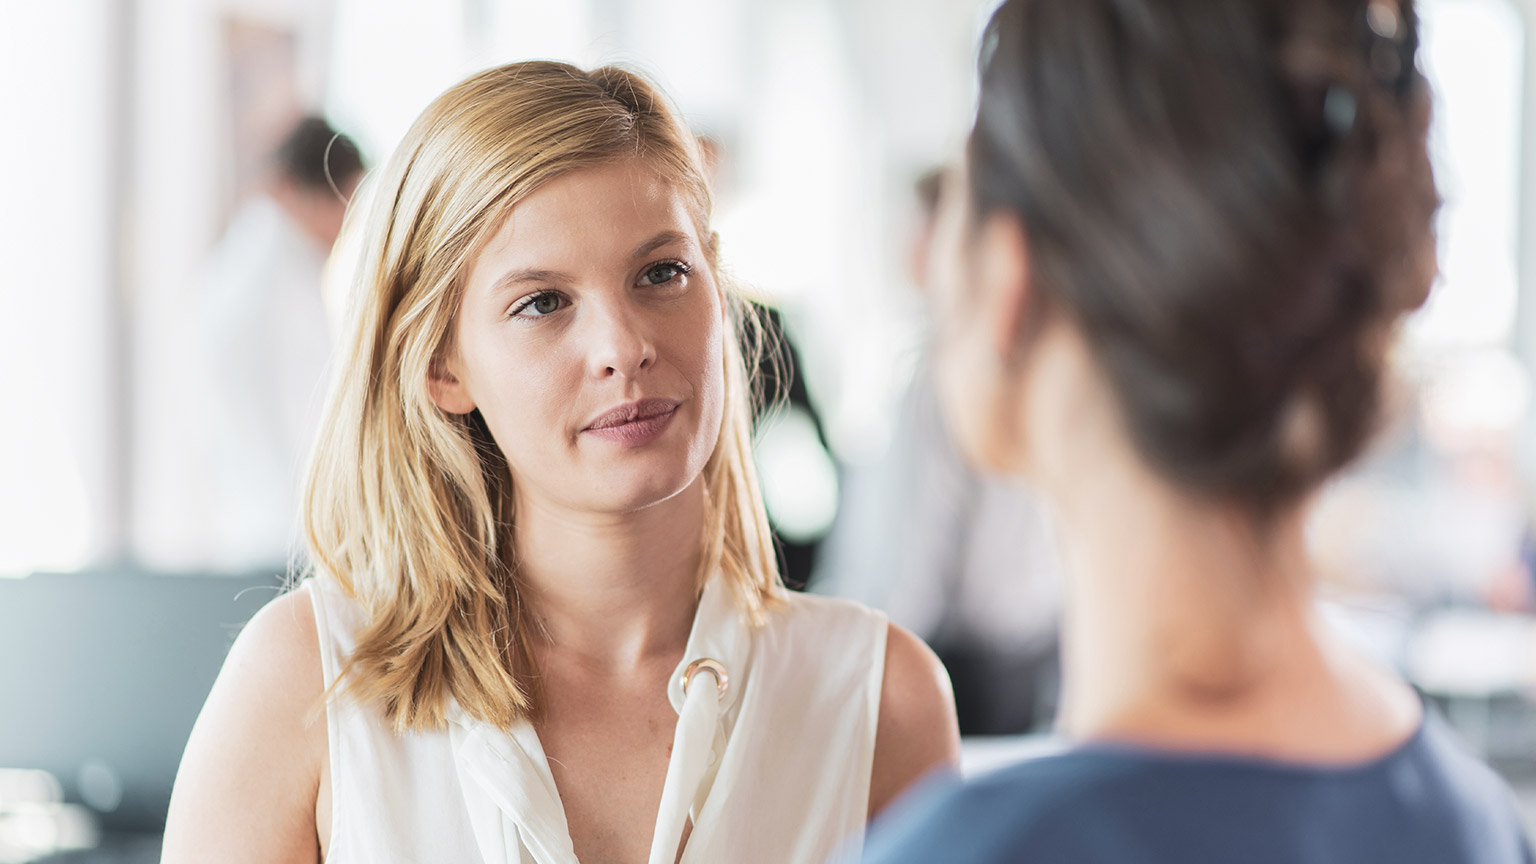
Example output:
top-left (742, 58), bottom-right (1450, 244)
top-left (868, 622), bottom-right (962, 818)
top-left (162, 586), bottom-right (328, 863)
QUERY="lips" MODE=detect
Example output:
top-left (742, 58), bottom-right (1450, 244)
top-left (582, 398), bottom-right (681, 447)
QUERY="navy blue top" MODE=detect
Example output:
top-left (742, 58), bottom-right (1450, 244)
top-left (864, 711), bottom-right (1532, 864)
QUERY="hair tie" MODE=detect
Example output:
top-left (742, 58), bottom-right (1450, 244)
top-left (1364, 0), bottom-right (1419, 99)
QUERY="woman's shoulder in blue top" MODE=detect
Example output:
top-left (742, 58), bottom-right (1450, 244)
top-left (863, 711), bottom-right (1533, 864)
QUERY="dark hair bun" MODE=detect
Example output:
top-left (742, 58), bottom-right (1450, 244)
top-left (970, 0), bottom-right (1438, 513)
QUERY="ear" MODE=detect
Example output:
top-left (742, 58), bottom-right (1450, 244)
top-left (973, 209), bottom-right (1033, 363)
top-left (428, 355), bottom-right (477, 415)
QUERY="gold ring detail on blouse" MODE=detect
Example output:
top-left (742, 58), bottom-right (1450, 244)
top-left (681, 658), bottom-right (729, 698)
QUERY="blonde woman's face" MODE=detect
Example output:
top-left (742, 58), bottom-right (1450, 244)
top-left (435, 159), bottom-right (726, 516)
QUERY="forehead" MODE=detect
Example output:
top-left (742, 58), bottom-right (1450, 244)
top-left (470, 160), bottom-right (702, 276)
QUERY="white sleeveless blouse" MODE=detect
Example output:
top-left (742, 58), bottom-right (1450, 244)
top-left (308, 575), bottom-right (889, 864)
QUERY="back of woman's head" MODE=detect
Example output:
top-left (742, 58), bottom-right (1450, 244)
top-left (303, 62), bottom-right (777, 731)
top-left (969, 0), bottom-right (1437, 514)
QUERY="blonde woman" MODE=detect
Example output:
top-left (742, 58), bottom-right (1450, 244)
top-left (163, 62), bottom-right (960, 864)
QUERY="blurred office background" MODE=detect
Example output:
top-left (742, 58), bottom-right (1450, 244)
top-left (3, 0), bottom-right (1536, 860)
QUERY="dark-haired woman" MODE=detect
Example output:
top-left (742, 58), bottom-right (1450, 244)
top-left (864, 0), bottom-right (1533, 861)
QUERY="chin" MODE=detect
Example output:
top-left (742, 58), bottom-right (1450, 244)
top-left (602, 471), bottom-right (700, 515)
top-left (955, 425), bottom-right (1014, 475)
top-left (583, 446), bottom-right (706, 515)
top-left (967, 421), bottom-right (1032, 478)
top-left (584, 412), bottom-right (717, 514)
top-left (938, 358), bottom-right (1027, 477)
top-left (936, 383), bottom-right (993, 472)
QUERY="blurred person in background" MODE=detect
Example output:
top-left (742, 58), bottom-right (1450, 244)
top-left (698, 132), bottom-right (840, 593)
top-left (864, 0), bottom-right (1534, 861)
top-left (164, 61), bottom-right (958, 864)
top-left (817, 170), bottom-right (1063, 736)
top-left (197, 116), bottom-right (364, 573)
top-left (748, 303), bottom-right (836, 590)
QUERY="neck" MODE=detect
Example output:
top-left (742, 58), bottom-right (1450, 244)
top-left (1046, 449), bottom-right (1320, 742)
top-left (1022, 326), bottom-right (1415, 756)
top-left (513, 478), bottom-right (705, 670)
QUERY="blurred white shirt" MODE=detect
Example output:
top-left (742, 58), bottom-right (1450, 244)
top-left (196, 195), bottom-right (333, 572)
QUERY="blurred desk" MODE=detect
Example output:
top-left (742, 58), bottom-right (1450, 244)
top-left (0, 568), bottom-right (284, 841)
top-left (1407, 608), bottom-right (1536, 762)
top-left (961, 734), bottom-right (1065, 778)
top-left (1409, 609), bottom-right (1536, 696)
top-left (31, 833), bottom-right (160, 864)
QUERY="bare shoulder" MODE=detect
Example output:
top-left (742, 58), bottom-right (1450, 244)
top-left (869, 622), bottom-right (961, 818)
top-left (162, 584), bottom-right (327, 864)
top-left (206, 585), bottom-right (326, 719)
top-left (235, 584), bottom-right (323, 668)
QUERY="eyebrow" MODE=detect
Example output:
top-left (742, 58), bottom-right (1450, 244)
top-left (490, 267), bottom-right (570, 295)
top-left (633, 230), bottom-right (690, 258)
top-left (488, 231), bottom-right (693, 295)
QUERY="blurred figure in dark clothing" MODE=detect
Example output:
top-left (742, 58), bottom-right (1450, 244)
top-left (745, 303), bottom-right (837, 592)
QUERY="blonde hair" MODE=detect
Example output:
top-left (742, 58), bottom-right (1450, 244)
top-left (301, 61), bottom-right (781, 733)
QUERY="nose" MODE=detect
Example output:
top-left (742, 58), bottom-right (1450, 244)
top-left (583, 299), bottom-right (656, 380)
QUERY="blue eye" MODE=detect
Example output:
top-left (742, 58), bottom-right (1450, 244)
top-left (642, 261), bottom-right (690, 286)
top-left (511, 291), bottom-right (565, 318)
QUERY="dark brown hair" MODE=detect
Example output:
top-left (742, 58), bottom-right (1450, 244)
top-left (969, 0), bottom-right (1438, 514)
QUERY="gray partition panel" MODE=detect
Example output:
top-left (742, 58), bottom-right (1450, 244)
top-left (0, 569), bottom-right (286, 831)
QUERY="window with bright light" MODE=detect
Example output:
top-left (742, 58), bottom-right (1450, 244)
top-left (1415, 0), bottom-right (1525, 352)
top-left (1409, 0), bottom-right (1528, 436)
top-left (0, 4), bottom-right (118, 576)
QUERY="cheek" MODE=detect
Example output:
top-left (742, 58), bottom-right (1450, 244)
top-left (694, 298), bottom-right (727, 410)
top-left (461, 332), bottom-right (578, 461)
top-left (933, 319), bottom-right (993, 467)
top-left (929, 207), bottom-right (980, 441)
top-left (926, 179), bottom-right (970, 314)
top-left (669, 289), bottom-right (728, 447)
top-left (931, 254), bottom-right (1017, 473)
